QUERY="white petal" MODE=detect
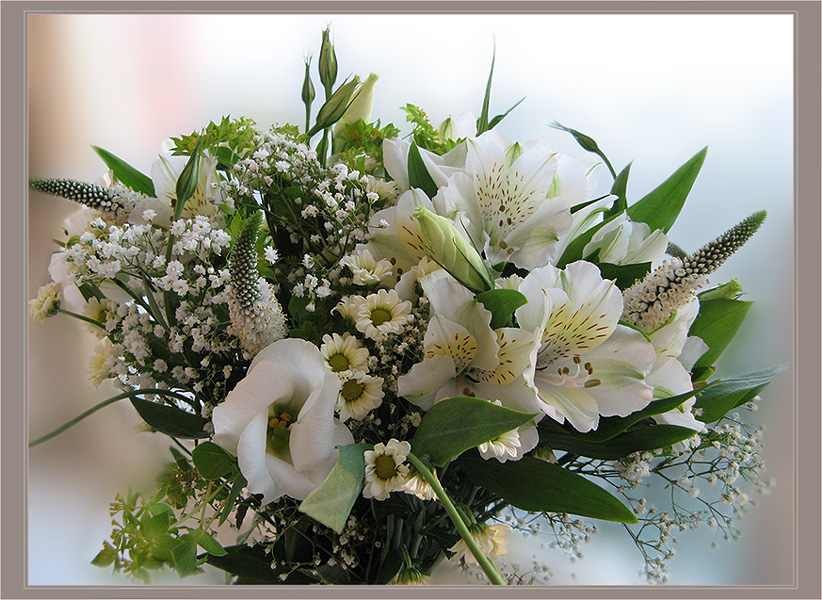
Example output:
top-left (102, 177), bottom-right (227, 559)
top-left (533, 380), bottom-right (600, 432)
top-left (397, 354), bottom-right (458, 411)
top-left (236, 411), bottom-right (279, 503)
top-left (679, 336), bottom-right (709, 371)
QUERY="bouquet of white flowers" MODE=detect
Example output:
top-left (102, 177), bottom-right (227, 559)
top-left (29, 28), bottom-right (784, 586)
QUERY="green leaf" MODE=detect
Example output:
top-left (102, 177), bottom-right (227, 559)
top-left (171, 533), bottom-right (199, 577)
top-left (219, 472), bottom-right (247, 525)
top-left (475, 289), bottom-right (527, 329)
top-left (487, 97), bottom-right (525, 130)
top-left (192, 529), bottom-right (227, 557)
top-left (191, 441), bottom-right (238, 479)
top-left (204, 544), bottom-right (277, 584)
top-left (689, 298), bottom-right (752, 369)
top-left (596, 261), bottom-right (652, 290)
top-left (606, 162), bottom-right (632, 218)
top-left (130, 397), bottom-right (209, 439)
top-left (174, 139), bottom-right (202, 219)
top-left (91, 145), bottom-right (155, 197)
top-left (460, 454), bottom-right (637, 523)
top-left (550, 121), bottom-right (616, 178)
top-left (476, 44), bottom-right (495, 135)
top-left (694, 365), bottom-right (788, 423)
top-left (540, 420), bottom-right (699, 460)
top-left (626, 147), bottom-right (707, 234)
top-left (298, 444), bottom-right (369, 533)
top-left (410, 397), bottom-right (536, 467)
top-left (407, 142), bottom-right (438, 199)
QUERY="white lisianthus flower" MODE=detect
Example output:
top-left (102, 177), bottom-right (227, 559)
top-left (516, 261), bottom-right (656, 432)
top-left (582, 211), bottom-right (669, 265)
top-left (211, 339), bottom-right (354, 503)
top-left (450, 523), bottom-right (511, 566)
top-left (363, 439), bottom-right (411, 500)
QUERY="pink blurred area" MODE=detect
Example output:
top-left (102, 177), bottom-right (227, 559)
top-left (26, 13), bottom-right (795, 586)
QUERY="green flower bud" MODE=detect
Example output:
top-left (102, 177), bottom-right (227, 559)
top-left (413, 206), bottom-right (494, 294)
top-left (319, 27), bottom-right (337, 94)
top-left (698, 279), bottom-right (744, 301)
top-left (437, 117), bottom-right (456, 143)
top-left (301, 57), bottom-right (315, 107)
top-left (334, 72), bottom-right (378, 135)
top-left (307, 76), bottom-right (361, 138)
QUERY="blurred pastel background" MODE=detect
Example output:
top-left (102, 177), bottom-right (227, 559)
top-left (27, 12), bottom-right (794, 586)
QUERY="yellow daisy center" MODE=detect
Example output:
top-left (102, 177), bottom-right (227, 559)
top-left (341, 380), bottom-right (364, 402)
top-left (370, 307), bottom-right (392, 326)
top-left (375, 454), bottom-right (398, 479)
top-left (328, 353), bottom-right (350, 372)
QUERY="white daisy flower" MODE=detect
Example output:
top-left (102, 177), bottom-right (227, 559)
top-left (88, 338), bottom-right (116, 387)
top-left (353, 289), bottom-right (412, 340)
top-left (81, 297), bottom-right (118, 336)
top-left (402, 471), bottom-right (437, 501)
top-left (333, 294), bottom-right (366, 320)
top-left (29, 282), bottom-right (61, 322)
top-left (340, 249), bottom-right (394, 287)
top-left (336, 370), bottom-right (384, 421)
top-left (450, 523), bottom-right (511, 566)
top-left (321, 332), bottom-right (370, 374)
top-left (363, 439), bottom-right (411, 500)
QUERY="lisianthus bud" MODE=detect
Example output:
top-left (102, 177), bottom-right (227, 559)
top-left (437, 117), bottom-right (456, 143)
top-left (307, 76), bottom-right (361, 138)
top-left (412, 205), bottom-right (494, 294)
top-left (334, 72), bottom-right (378, 135)
top-left (301, 57), bottom-right (315, 107)
top-left (319, 27), bottom-right (337, 94)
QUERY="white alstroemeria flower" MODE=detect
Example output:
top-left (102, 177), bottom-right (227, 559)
top-left (212, 339), bottom-right (354, 503)
top-left (441, 129), bottom-right (573, 270)
top-left (516, 261), bottom-right (656, 432)
top-left (645, 299), bottom-right (708, 432)
top-left (129, 141), bottom-right (223, 228)
top-left (383, 137), bottom-right (468, 192)
top-left (397, 272), bottom-right (499, 410)
top-left (583, 211), bottom-right (669, 265)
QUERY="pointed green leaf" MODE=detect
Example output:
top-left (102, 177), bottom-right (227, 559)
top-left (476, 44), bottom-right (495, 135)
top-left (605, 162), bottom-right (632, 218)
top-left (91, 145), bottom-right (155, 197)
top-left (694, 364), bottom-right (788, 423)
top-left (171, 533), bottom-right (199, 576)
top-left (475, 288), bottom-right (528, 329)
top-left (461, 454), bottom-right (637, 523)
top-left (689, 298), bottom-right (752, 370)
top-left (596, 261), bottom-right (652, 290)
top-left (407, 142), bottom-right (438, 199)
top-left (540, 421), bottom-right (700, 460)
top-left (191, 441), bottom-right (238, 479)
top-left (192, 529), bottom-right (227, 557)
top-left (410, 397), bottom-right (537, 467)
top-left (298, 444), bottom-right (369, 533)
top-left (130, 397), bottom-right (209, 439)
top-left (550, 121), bottom-right (616, 178)
top-left (488, 97), bottom-right (525, 130)
top-left (626, 147), bottom-right (707, 234)
top-left (204, 544), bottom-right (277, 584)
top-left (219, 473), bottom-right (247, 525)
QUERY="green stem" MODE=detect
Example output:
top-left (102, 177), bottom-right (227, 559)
top-left (406, 452), bottom-right (505, 585)
top-left (28, 388), bottom-right (195, 447)
top-left (56, 308), bottom-right (104, 329)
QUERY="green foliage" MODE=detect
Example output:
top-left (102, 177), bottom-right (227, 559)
top-left (169, 116), bottom-right (259, 171)
top-left (693, 364), bottom-right (787, 423)
top-left (402, 104), bottom-right (459, 155)
top-left (407, 141), bottom-right (439, 199)
top-left (192, 441), bottom-right (239, 479)
top-left (475, 288), bottom-right (527, 329)
top-left (410, 397), bottom-right (536, 467)
top-left (550, 121), bottom-right (617, 178)
top-left (460, 453), bottom-right (638, 523)
top-left (335, 119), bottom-right (400, 174)
top-left (299, 444), bottom-right (370, 533)
top-left (91, 145), bottom-right (156, 196)
top-left (130, 397), bottom-right (210, 439)
top-left (689, 298), bottom-right (752, 370)
top-left (606, 162), bottom-right (632, 218)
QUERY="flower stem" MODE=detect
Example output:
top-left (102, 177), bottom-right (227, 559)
top-left (406, 452), bottom-right (505, 585)
top-left (56, 308), bottom-right (103, 329)
top-left (28, 388), bottom-right (195, 447)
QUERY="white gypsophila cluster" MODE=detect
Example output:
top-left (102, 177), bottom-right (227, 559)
top-left (50, 214), bottom-right (244, 404)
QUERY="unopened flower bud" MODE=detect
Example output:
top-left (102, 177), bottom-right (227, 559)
top-left (307, 76), bottom-right (361, 138)
top-left (437, 117), bottom-right (456, 143)
top-left (698, 279), bottom-right (744, 301)
top-left (413, 206), bottom-right (494, 294)
top-left (301, 57), bottom-right (315, 107)
top-left (334, 72), bottom-right (378, 135)
top-left (319, 27), bottom-right (337, 94)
